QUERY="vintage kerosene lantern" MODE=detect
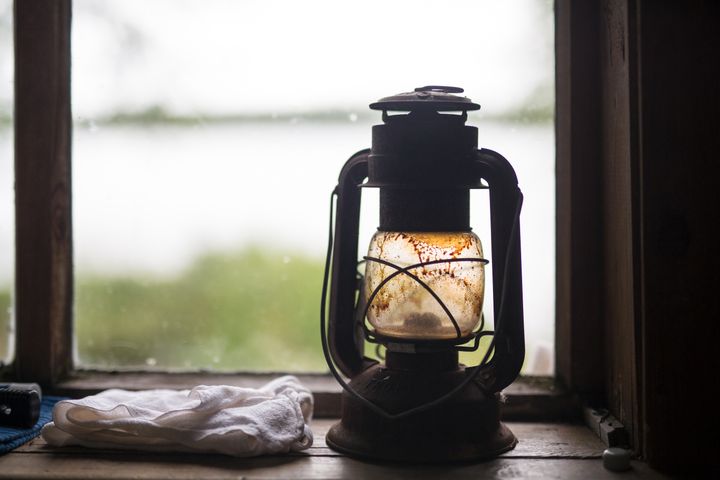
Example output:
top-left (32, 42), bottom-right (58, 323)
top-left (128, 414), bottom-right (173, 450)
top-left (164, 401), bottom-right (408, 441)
top-left (320, 86), bottom-right (525, 462)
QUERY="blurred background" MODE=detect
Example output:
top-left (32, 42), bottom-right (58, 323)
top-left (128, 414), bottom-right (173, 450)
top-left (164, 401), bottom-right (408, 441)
top-left (0, 0), bottom-right (554, 374)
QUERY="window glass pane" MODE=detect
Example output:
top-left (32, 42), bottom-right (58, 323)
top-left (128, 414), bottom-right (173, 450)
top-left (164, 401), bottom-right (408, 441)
top-left (0, 0), bottom-right (14, 365)
top-left (72, 0), bottom-right (554, 373)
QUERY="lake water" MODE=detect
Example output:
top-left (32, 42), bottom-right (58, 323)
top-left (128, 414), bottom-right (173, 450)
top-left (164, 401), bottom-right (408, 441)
top-left (0, 119), bottom-right (555, 373)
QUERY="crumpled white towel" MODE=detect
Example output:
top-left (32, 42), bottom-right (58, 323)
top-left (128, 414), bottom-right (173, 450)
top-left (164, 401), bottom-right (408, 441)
top-left (41, 375), bottom-right (313, 456)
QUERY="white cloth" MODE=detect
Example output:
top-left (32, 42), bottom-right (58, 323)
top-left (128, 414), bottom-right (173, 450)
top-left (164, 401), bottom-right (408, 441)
top-left (41, 376), bottom-right (313, 456)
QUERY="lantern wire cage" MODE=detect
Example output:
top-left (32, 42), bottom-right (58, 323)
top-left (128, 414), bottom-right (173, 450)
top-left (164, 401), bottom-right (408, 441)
top-left (371, 315), bottom-right (491, 360)
top-left (320, 186), bottom-right (524, 420)
top-left (359, 256), bottom-right (490, 351)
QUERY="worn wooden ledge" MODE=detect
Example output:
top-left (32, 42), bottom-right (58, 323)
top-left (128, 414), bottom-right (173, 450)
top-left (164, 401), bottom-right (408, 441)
top-left (49, 373), bottom-right (576, 420)
top-left (0, 420), bottom-right (671, 479)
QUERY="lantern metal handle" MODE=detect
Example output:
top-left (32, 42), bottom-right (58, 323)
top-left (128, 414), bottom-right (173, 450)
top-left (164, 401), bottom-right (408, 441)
top-left (472, 148), bottom-right (525, 392)
top-left (326, 149), bottom-right (373, 377)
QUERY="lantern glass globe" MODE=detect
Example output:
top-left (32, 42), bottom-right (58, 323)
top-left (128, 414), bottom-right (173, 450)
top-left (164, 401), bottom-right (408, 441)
top-left (363, 231), bottom-right (485, 341)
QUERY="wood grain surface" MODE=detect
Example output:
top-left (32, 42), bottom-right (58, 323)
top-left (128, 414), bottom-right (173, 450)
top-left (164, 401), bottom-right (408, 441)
top-left (0, 420), bottom-right (672, 479)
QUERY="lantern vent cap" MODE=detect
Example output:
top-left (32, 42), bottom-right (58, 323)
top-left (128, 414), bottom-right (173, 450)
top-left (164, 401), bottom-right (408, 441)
top-left (369, 86), bottom-right (480, 112)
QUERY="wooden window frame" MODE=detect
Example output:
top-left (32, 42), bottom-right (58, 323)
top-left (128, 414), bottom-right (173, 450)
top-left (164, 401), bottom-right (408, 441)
top-left (18, 4), bottom-right (720, 473)
top-left (9, 0), bottom-right (720, 472)
top-left (8, 0), bottom-right (576, 416)
top-left (13, 0), bottom-right (74, 385)
top-left (6, 0), bottom-right (572, 420)
top-left (555, 0), bottom-right (643, 455)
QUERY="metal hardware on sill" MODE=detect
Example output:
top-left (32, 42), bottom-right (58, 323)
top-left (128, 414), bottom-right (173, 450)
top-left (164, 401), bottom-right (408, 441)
top-left (583, 406), bottom-right (630, 448)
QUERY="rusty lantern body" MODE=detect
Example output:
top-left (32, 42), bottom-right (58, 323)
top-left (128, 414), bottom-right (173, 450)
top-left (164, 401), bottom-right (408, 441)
top-left (320, 86), bottom-right (525, 462)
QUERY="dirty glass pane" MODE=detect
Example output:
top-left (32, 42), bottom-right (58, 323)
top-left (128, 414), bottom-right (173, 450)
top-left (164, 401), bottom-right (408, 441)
top-left (0, 0), bottom-right (14, 366)
top-left (72, 0), bottom-right (555, 373)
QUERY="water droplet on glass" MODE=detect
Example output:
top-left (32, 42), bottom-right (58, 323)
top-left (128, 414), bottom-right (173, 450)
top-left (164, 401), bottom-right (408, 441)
top-left (145, 357), bottom-right (157, 366)
top-left (348, 113), bottom-right (358, 122)
top-left (282, 255), bottom-right (291, 264)
top-left (212, 355), bottom-right (220, 364)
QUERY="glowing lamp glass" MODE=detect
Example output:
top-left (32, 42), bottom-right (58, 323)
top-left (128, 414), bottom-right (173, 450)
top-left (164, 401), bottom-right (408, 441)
top-left (363, 231), bottom-right (485, 340)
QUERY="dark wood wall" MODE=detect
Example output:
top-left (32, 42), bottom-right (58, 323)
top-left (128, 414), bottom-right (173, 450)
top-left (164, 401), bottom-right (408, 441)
top-left (557, 0), bottom-right (720, 472)
top-left (635, 0), bottom-right (720, 471)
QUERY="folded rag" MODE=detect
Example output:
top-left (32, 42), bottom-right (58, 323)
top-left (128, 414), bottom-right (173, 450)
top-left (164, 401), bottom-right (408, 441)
top-left (41, 376), bottom-right (313, 456)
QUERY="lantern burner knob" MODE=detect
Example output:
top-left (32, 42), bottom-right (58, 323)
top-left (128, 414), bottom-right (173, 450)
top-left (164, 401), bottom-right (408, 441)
top-left (414, 85), bottom-right (464, 94)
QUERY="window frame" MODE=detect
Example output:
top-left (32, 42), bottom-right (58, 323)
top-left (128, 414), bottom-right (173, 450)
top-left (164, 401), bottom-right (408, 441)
top-left (9, 0), bottom-right (589, 422)
top-left (11, 1), bottom-right (720, 472)
top-left (13, 0), bottom-right (73, 385)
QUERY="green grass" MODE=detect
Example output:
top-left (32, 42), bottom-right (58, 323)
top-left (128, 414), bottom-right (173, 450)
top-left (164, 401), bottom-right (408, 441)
top-left (1, 246), bottom-right (499, 373)
top-left (75, 246), bottom-right (327, 372)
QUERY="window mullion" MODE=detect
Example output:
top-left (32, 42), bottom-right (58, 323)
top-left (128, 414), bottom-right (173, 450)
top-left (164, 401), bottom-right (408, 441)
top-left (14, 0), bottom-right (73, 385)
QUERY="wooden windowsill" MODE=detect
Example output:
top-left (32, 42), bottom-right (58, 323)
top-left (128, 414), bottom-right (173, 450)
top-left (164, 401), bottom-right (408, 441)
top-left (0, 419), bottom-right (670, 479)
top-left (49, 372), bottom-right (576, 420)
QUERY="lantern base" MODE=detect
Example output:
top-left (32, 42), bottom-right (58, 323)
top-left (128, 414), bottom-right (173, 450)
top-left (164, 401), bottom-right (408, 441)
top-left (326, 352), bottom-right (517, 463)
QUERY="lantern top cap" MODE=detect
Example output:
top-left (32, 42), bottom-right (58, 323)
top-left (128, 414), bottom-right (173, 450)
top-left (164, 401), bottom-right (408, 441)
top-left (369, 86), bottom-right (481, 112)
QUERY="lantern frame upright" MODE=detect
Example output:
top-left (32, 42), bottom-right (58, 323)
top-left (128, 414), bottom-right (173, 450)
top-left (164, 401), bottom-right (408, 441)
top-left (321, 86), bottom-right (525, 462)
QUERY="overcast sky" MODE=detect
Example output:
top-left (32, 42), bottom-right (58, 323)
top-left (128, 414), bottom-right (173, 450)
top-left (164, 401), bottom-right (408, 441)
top-left (1, 1), bottom-right (554, 118)
top-left (65, 0), bottom-right (553, 118)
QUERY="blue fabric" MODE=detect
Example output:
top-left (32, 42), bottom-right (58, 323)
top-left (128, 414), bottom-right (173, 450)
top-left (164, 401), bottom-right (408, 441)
top-left (0, 395), bottom-right (65, 454)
